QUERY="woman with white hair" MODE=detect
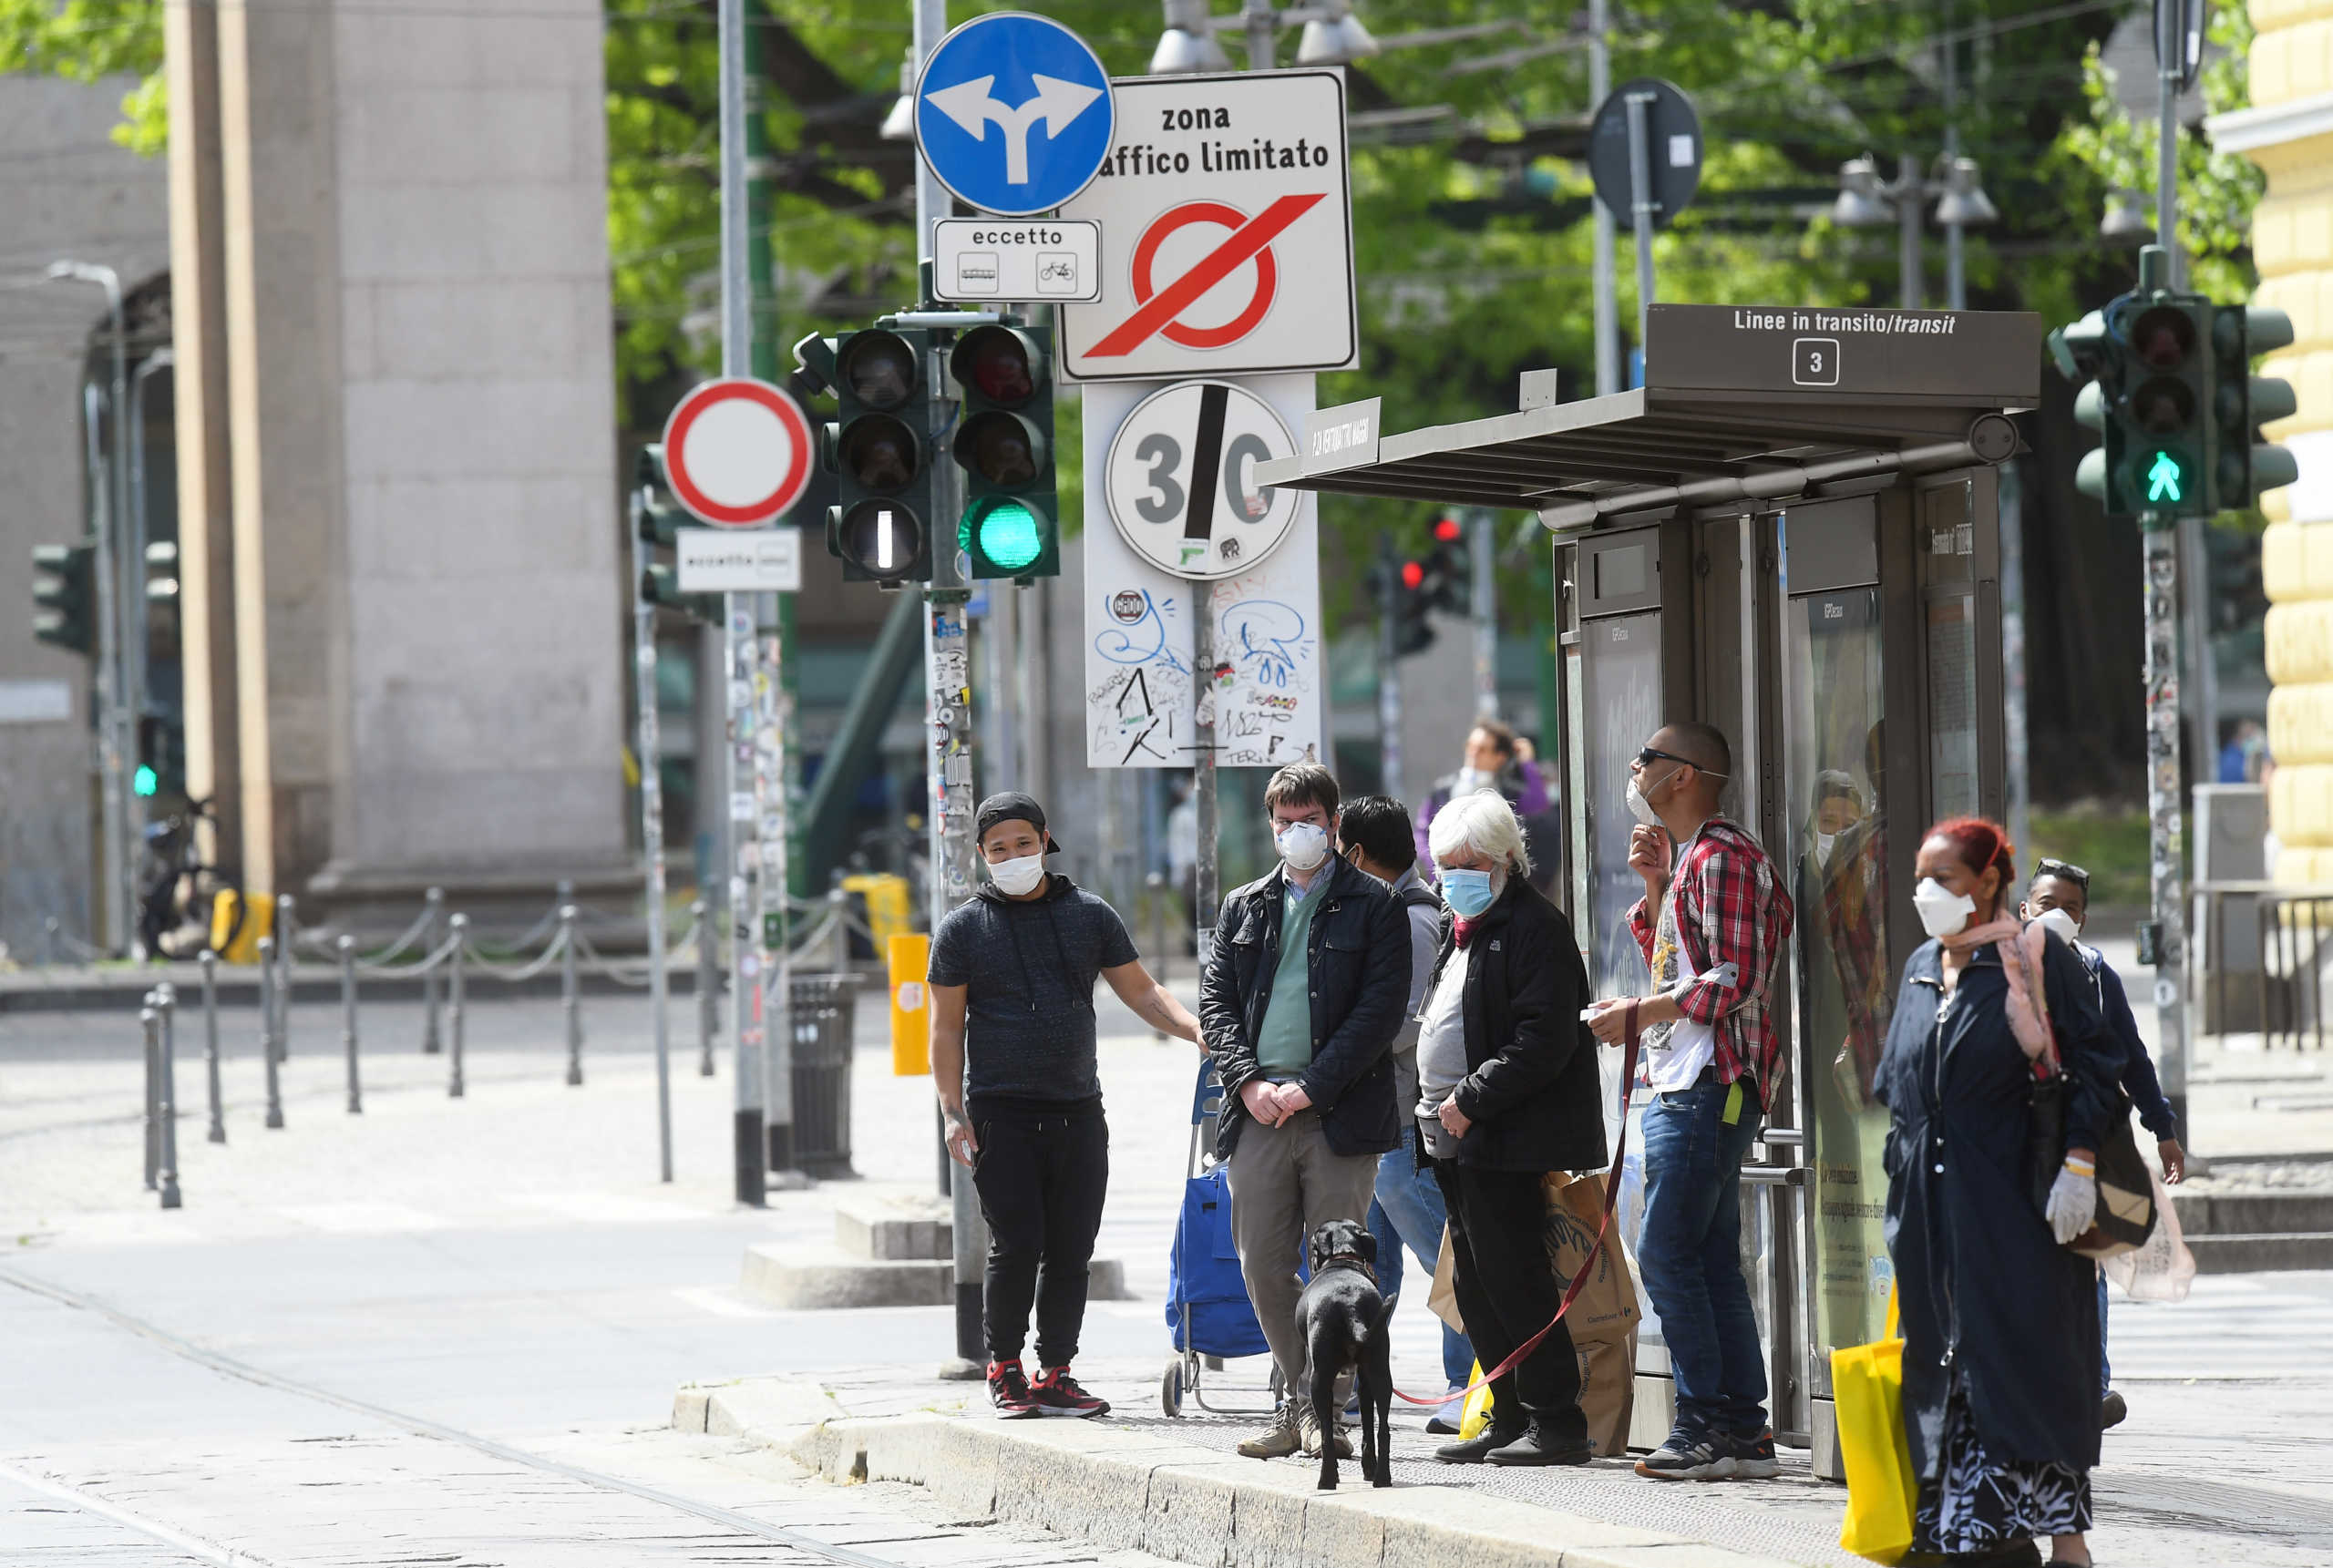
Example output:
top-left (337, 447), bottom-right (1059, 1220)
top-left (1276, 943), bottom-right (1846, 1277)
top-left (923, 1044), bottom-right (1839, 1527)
top-left (1415, 790), bottom-right (1608, 1467)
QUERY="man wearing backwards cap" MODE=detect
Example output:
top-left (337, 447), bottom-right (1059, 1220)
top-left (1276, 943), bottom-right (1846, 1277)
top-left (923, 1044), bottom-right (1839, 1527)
top-left (930, 792), bottom-right (1202, 1419)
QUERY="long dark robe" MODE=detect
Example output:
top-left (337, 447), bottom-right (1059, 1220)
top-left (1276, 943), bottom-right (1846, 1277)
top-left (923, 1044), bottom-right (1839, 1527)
top-left (1874, 930), bottom-right (2116, 1481)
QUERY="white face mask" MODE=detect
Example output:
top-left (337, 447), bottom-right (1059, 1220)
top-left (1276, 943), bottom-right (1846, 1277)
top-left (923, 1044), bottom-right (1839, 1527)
top-left (1454, 766), bottom-right (1494, 795)
top-left (1812, 831), bottom-right (1838, 865)
top-left (1274, 820), bottom-right (1331, 872)
top-left (2031, 906), bottom-right (2081, 947)
top-left (1626, 774), bottom-right (1663, 828)
top-left (1912, 876), bottom-right (1978, 938)
top-left (988, 853), bottom-right (1046, 897)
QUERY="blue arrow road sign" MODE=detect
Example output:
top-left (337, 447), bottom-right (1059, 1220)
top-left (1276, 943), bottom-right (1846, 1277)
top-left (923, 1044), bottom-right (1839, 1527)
top-left (914, 13), bottom-right (1114, 218)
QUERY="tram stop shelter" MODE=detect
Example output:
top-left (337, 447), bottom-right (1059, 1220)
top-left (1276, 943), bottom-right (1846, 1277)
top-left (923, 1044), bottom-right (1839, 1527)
top-left (1255, 302), bottom-right (2045, 1478)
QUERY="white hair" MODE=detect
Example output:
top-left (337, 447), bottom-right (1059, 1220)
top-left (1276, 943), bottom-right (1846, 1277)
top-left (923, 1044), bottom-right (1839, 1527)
top-left (1428, 788), bottom-right (1532, 877)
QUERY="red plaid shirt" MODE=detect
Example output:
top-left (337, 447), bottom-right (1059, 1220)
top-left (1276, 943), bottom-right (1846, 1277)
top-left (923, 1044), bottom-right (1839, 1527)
top-left (1626, 815), bottom-right (1795, 1105)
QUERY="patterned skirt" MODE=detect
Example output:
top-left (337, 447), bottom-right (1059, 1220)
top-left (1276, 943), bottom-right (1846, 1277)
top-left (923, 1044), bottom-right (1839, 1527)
top-left (1911, 1390), bottom-right (2092, 1554)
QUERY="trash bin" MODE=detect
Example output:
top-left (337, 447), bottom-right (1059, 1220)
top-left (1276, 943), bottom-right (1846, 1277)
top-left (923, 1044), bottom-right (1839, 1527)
top-left (783, 972), bottom-right (857, 1177)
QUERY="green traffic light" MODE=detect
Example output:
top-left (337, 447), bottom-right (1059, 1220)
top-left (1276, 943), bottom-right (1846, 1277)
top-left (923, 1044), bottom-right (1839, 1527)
top-left (964, 497), bottom-right (1042, 573)
top-left (2147, 450), bottom-right (2184, 505)
top-left (134, 764), bottom-right (158, 797)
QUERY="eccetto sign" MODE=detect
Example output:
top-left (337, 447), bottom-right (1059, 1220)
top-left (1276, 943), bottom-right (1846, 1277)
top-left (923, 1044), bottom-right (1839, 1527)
top-left (1059, 70), bottom-right (1356, 382)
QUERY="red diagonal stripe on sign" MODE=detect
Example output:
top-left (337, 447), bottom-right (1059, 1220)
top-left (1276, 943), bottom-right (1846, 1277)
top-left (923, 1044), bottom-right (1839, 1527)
top-left (1086, 192), bottom-right (1326, 358)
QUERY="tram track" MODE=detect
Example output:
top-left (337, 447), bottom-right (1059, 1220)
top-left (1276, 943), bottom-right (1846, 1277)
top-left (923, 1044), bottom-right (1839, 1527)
top-left (0, 1261), bottom-right (925, 1568)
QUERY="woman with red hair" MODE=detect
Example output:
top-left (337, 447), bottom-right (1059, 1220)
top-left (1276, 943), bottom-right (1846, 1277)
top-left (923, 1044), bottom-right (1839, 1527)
top-left (1875, 817), bottom-right (2122, 1567)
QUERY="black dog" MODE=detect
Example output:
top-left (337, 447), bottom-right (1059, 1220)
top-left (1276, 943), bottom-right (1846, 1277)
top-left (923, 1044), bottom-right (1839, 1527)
top-left (1293, 1217), bottom-right (1393, 1491)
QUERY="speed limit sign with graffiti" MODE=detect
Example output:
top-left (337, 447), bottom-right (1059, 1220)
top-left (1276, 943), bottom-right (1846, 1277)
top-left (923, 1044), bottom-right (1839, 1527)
top-left (1104, 379), bottom-right (1301, 580)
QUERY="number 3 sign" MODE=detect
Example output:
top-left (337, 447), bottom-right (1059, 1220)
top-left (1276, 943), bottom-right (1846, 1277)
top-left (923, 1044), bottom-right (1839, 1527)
top-left (1104, 380), bottom-right (1302, 580)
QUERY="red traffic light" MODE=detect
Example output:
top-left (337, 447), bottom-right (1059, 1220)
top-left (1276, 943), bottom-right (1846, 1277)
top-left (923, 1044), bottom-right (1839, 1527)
top-left (1434, 516), bottom-right (1463, 542)
top-left (1401, 560), bottom-right (1425, 589)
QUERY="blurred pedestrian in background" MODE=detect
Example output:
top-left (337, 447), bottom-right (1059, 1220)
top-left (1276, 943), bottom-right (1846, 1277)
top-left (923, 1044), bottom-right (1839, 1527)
top-left (1879, 818), bottom-right (2119, 1567)
top-left (1414, 718), bottom-right (1561, 894)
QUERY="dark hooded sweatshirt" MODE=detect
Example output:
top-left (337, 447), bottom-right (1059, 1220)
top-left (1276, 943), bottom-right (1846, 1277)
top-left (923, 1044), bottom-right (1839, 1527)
top-left (926, 872), bottom-right (1138, 1115)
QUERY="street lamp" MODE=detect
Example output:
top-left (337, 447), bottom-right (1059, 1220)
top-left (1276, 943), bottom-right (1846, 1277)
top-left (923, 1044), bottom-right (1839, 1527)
top-left (2100, 188), bottom-right (2153, 246)
top-left (1151, 0), bottom-right (1380, 75)
top-left (879, 45), bottom-right (915, 142)
top-left (1823, 149), bottom-right (1997, 310)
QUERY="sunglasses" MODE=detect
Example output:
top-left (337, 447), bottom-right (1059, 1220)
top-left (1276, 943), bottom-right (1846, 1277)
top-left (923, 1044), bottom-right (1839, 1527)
top-left (2035, 857), bottom-right (2091, 888)
top-left (1632, 746), bottom-right (1695, 773)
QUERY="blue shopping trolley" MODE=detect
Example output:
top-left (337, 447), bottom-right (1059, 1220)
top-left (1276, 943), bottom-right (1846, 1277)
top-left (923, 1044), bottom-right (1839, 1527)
top-left (1161, 1058), bottom-right (1286, 1417)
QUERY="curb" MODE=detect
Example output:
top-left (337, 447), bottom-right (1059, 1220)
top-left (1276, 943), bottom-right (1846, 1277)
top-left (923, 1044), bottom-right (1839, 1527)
top-left (674, 1378), bottom-right (1801, 1568)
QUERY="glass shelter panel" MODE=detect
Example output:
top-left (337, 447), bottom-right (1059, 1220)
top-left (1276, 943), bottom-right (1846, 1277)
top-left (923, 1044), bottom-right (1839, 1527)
top-left (1784, 587), bottom-right (1896, 1367)
top-left (1583, 611), bottom-right (1663, 1000)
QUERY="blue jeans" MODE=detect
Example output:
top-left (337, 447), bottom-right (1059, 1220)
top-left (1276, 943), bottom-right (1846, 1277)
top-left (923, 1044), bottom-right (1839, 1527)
top-left (2097, 1268), bottom-right (2112, 1395)
top-left (1638, 1079), bottom-right (1767, 1440)
top-left (1371, 1124), bottom-right (1475, 1389)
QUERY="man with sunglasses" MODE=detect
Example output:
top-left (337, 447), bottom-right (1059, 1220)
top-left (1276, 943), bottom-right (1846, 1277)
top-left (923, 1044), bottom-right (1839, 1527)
top-left (2021, 856), bottom-right (2186, 1433)
top-left (1585, 723), bottom-right (1793, 1481)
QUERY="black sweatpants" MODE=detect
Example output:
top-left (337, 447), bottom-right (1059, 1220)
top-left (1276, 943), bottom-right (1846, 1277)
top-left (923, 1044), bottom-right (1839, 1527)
top-left (969, 1098), bottom-right (1109, 1368)
top-left (1432, 1157), bottom-right (1587, 1440)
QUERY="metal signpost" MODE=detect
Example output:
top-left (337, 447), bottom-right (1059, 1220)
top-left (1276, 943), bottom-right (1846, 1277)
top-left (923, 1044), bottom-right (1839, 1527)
top-left (1588, 78), bottom-right (1702, 352)
top-left (910, 4), bottom-right (1116, 1377)
top-left (1065, 64), bottom-right (1353, 977)
top-left (656, 370), bottom-right (814, 1200)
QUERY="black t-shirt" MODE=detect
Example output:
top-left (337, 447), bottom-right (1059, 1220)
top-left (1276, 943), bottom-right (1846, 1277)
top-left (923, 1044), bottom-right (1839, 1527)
top-left (927, 874), bottom-right (1138, 1106)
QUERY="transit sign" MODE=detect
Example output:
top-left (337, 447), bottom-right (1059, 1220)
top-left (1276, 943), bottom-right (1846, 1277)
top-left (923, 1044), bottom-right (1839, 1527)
top-left (933, 218), bottom-right (1102, 302)
top-left (659, 378), bottom-right (814, 528)
top-left (1105, 379), bottom-right (1301, 579)
top-left (913, 13), bottom-right (1115, 218)
top-left (1060, 69), bottom-right (1356, 381)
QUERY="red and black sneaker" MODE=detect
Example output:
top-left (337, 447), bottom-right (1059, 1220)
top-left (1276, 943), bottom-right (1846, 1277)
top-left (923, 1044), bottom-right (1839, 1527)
top-left (1030, 1366), bottom-right (1110, 1419)
top-left (987, 1359), bottom-right (1041, 1419)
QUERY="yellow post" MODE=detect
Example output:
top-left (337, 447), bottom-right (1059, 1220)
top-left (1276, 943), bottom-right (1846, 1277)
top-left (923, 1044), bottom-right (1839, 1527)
top-left (889, 931), bottom-right (930, 1076)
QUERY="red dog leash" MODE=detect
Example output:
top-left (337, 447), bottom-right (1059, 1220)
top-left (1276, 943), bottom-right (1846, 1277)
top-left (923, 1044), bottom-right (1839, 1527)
top-left (1388, 1003), bottom-right (1640, 1407)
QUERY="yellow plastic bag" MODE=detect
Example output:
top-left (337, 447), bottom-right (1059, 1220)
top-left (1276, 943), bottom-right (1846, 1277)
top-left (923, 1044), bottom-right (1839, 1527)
top-left (1833, 1286), bottom-right (1916, 1565)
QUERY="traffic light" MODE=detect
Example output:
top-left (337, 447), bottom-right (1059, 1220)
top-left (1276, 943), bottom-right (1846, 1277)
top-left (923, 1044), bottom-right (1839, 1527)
top-left (1373, 547), bottom-right (1434, 658)
top-left (30, 540), bottom-right (97, 657)
top-left (2212, 303), bottom-right (2299, 510)
top-left (1417, 515), bottom-right (1473, 616)
top-left (2116, 293), bottom-right (2211, 516)
top-left (135, 712), bottom-right (184, 799)
top-left (2050, 246), bottom-right (2279, 519)
top-left (950, 322), bottom-right (1059, 581)
top-left (800, 327), bottom-right (934, 587)
top-left (633, 444), bottom-right (719, 622)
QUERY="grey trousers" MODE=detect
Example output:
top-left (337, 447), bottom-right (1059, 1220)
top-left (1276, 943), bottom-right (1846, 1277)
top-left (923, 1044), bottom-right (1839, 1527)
top-left (1225, 1107), bottom-right (1380, 1395)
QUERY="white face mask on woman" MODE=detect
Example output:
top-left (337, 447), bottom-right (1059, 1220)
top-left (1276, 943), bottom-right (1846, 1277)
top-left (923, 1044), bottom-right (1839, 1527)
top-left (1912, 876), bottom-right (1978, 938)
top-left (987, 853), bottom-right (1046, 897)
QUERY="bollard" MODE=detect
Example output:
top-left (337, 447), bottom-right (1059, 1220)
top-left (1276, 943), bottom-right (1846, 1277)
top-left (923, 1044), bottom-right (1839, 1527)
top-left (447, 913), bottom-right (468, 1098)
top-left (420, 886), bottom-right (444, 1054)
top-left (274, 895), bottom-right (296, 1060)
top-left (141, 988), bottom-right (160, 1191)
top-left (155, 985), bottom-right (181, 1210)
top-left (339, 934), bottom-right (362, 1114)
top-left (694, 899), bottom-right (716, 1077)
top-left (560, 904), bottom-right (582, 1086)
top-left (258, 938), bottom-right (285, 1129)
top-left (200, 949), bottom-right (225, 1143)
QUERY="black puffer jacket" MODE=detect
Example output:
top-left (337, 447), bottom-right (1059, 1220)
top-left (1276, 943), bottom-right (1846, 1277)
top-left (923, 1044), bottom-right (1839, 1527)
top-left (1418, 876), bottom-right (1608, 1173)
top-left (1201, 856), bottom-right (1408, 1162)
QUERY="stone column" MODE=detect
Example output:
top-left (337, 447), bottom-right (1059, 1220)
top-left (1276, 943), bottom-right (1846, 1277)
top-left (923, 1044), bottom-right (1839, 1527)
top-left (165, 0), bottom-right (242, 875)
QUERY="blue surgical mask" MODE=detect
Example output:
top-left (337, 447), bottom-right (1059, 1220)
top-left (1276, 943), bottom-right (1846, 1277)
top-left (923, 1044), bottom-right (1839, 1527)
top-left (1442, 868), bottom-right (1497, 917)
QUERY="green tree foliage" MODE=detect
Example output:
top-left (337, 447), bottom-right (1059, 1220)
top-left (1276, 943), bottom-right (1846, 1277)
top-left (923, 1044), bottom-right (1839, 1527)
top-left (0, 0), bottom-right (163, 152)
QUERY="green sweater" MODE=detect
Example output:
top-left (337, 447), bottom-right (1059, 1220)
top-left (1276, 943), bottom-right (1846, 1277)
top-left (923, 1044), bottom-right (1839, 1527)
top-left (1256, 871), bottom-right (1329, 1076)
